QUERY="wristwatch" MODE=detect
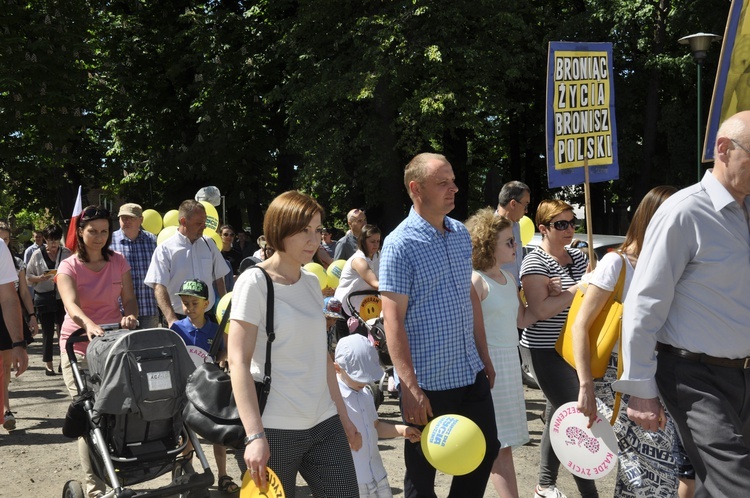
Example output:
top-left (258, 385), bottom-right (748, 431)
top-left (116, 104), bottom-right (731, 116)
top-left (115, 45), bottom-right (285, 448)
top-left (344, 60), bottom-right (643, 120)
top-left (12, 340), bottom-right (26, 349)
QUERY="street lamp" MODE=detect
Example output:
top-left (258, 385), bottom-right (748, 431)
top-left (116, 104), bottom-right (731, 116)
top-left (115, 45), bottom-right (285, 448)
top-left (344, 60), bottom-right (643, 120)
top-left (679, 32), bottom-right (722, 182)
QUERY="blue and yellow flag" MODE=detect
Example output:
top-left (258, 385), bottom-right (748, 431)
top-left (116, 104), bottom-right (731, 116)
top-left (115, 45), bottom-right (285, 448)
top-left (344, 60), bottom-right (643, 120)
top-left (546, 42), bottom-right (619, 188)
top-left (705, 0), bottom-right (746, 161)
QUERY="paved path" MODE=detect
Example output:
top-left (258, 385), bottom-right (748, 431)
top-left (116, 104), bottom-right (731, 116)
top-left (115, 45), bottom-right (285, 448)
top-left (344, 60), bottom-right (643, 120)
top-left (0, 341), bottom-right (615, 497)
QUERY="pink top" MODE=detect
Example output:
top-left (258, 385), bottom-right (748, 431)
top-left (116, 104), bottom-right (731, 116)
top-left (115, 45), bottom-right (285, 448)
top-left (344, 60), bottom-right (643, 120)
top-left (57, 252), bottom-right (130, 355)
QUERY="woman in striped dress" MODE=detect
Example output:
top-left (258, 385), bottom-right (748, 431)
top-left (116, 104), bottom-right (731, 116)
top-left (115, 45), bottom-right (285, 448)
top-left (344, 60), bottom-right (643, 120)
top-left (520, 199), bottom-right (596, 498)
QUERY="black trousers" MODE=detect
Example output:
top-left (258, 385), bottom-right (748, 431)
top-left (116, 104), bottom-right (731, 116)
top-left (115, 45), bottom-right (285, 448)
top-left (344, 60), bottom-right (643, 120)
top-left (38, 300), bottom-right (64, 363)
top-left (400, 372), bottom-right (499, 498)
top-left (656, 351), bottom-right (750, 498)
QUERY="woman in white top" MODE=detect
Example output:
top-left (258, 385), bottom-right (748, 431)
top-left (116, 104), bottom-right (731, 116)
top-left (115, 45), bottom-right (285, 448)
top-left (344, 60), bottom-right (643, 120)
top-left (333, 224), bottom-right (381, 317)
top-left (466, 208), bottom-right (557, 498)
top-left (228, 191), bottom-right (359, 496)
top-left (572, 186), bottom-right (679, 498)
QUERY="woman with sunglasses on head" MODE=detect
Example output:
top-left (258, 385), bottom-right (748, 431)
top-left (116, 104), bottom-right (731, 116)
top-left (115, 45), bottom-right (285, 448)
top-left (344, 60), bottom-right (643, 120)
top-left (520, 199), bottom-right (596, 498)
top-left (56, 205), bottom-right (138, 498)
top-left (26, 223), bottom-right (72, 376)
top-left (466, 208), bottom-right (561, 498)
top-left (228, 191), bottom-right (359, 497)
top-left (571, 186), bottom-right (680, 498)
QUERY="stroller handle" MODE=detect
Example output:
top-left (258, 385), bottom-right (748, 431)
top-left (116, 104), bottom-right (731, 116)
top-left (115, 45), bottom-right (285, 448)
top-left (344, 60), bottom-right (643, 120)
top-left (65, 324), bottom-right (124, 363)
top-left (344, 289), bottom-right (380, 321)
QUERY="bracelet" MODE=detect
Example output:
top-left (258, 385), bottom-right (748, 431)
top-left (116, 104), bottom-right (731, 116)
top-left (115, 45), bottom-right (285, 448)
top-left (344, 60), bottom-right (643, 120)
top-left (243, 431), bottom-right (266, 446)
top-left (27, 312), bottom-right (36, 318)
top-left (12, 340), bottom-right (26, 349)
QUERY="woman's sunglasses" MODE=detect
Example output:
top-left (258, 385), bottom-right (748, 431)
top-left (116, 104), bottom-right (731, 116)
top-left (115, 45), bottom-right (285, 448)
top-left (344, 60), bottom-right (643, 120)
top-left (549, 219), bottom-right (577, 231)
top-left (81, 207), bottom-right (110, 221)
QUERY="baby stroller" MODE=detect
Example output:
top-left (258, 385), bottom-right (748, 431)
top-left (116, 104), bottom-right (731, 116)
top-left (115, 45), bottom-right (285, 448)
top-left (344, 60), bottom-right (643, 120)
top-left (344, 290), bottom-right (397, 405)
top-left (62, 327), bottom-right (214, 498)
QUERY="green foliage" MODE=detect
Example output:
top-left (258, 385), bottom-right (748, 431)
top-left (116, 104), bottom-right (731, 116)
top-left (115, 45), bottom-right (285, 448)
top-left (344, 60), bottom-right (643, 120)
top-left (0, 0), bottom-right (733, 233)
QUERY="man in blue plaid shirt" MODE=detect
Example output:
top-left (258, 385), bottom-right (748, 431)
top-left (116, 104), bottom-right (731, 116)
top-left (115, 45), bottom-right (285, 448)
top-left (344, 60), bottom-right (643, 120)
top-left (111, 203), bottom-right (159, 328)
top-left (380, 153), bottom-right (499, 498)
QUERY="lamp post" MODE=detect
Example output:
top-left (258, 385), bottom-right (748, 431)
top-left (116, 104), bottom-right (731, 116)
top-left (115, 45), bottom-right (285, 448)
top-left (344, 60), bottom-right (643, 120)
top-left (679, 32), bottom-right (722, 182)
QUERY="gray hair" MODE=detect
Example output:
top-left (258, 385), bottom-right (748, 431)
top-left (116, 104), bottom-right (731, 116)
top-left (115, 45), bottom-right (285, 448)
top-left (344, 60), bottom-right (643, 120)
top-left (497, 181), bottom-right (530, 207)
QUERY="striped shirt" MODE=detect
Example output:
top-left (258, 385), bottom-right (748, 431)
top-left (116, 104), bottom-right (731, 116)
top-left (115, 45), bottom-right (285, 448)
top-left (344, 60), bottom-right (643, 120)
top-left (379, 207), bottom-right (484, 391)
top-left (519, 247), bottom-right (587, 349)
top-left (111, 228), bottom-right (158, 317)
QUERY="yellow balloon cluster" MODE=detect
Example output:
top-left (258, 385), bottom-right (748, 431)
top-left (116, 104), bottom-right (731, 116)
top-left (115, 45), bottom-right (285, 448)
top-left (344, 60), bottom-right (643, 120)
top-left (144, 201), bottom-right (225, 246)
top-left (421, 414), bottom-right (486, 476)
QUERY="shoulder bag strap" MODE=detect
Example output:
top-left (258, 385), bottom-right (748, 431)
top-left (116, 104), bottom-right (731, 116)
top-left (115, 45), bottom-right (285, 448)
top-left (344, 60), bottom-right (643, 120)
top-left (611, 251), bottom-right (628, 303)
top-left (255, 266), bottom-right (275, 381)
top-left (206, 267), bottom-right (274, 380)
top-left (610, 251), bottom-right (627, 425)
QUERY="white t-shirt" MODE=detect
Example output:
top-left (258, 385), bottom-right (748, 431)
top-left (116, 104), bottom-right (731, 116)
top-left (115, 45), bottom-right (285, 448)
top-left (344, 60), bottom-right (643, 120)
top-left (0, 240), bottom-right (18, 286)
top-left (230, 267), bottom-right (336, 430)
top-left (588, 251), bottom-right (633, 297)
top-left (334, 250), bottom-right (379, 316)
top-left (144, 231), bottom-right (229, 311)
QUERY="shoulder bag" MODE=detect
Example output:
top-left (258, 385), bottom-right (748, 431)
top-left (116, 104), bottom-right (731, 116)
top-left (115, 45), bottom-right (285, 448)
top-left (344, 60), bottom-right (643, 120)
top-left (555, 252), bottom-right (626, 379)
top-left (183, 266), bottom-right (275, 449)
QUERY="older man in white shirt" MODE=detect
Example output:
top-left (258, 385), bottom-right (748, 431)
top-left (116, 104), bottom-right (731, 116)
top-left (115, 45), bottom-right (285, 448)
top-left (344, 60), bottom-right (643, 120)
top-left (614, 111), bottom-right (750, 498)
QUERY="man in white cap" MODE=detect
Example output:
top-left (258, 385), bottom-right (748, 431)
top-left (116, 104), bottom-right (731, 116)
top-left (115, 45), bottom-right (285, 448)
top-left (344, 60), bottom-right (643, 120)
top-left (111, 203), bottom-right (159, 329)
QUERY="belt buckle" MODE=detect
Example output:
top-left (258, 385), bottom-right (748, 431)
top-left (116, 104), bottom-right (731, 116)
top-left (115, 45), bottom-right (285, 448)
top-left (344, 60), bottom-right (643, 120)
top-left (744, 358), bottom-right (750, 369)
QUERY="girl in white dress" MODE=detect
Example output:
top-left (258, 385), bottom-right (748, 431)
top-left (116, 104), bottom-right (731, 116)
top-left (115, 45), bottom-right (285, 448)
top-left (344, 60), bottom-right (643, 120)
top-left (466, 208), bottom-right (558, 498)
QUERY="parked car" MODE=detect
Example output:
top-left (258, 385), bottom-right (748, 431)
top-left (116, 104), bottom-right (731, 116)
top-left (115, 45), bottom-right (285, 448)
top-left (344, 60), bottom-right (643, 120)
top-left (518, 233), bottom-right (625, 389)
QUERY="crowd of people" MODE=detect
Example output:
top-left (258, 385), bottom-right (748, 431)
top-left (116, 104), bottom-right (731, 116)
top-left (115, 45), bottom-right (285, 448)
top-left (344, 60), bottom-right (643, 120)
top-left (1, 111), bottom-right (750, 498)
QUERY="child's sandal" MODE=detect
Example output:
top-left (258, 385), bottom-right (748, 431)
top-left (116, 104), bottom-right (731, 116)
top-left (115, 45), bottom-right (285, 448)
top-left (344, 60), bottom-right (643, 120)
top-left (218, 475), bottom-right (240, 494)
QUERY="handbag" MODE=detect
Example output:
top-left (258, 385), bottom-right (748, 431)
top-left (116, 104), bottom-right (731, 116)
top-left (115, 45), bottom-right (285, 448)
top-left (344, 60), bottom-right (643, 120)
top-left (182, 266), bottom-right (275, 449)
top-left (33, 290), bottom-right (57, 312)
top-left (555, 252), bottom-right (626, 379)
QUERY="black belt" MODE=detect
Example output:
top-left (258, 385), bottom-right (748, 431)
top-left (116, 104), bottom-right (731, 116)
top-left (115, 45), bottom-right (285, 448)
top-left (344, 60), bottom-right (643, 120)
top-left (657, 343), bottom-right (750, 370)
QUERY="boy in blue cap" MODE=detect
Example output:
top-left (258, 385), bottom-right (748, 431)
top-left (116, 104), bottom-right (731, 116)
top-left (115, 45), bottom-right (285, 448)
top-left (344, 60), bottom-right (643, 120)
top-left (171, 279), bottom-right (238, 495)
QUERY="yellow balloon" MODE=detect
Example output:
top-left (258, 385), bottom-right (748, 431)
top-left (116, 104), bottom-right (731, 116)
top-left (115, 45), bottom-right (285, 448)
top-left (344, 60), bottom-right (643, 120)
top-left (200, 201), bottom-right (220, 231)
top-left (203, 228), bottom-right (222, 250)
top-left (325, 259), bottom-right (346, 288)
top-left (163, 209), bottom-right (179, 227)
top-left (157, 225), bottom-right (178, 245)
top-left (519, 215), bottom-right (535, 247)
top-left (141, 209), bottom-right (162, 235)
top-left (421, 414), bottom-right (486, 476)
top-left (303, 262), bottom-right (328, 290)
top-left (216, 292), bottom-right (232, 334)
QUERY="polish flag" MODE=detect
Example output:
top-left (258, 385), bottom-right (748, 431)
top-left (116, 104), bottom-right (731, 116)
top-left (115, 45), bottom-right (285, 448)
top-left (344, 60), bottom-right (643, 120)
top-left (65, 186), bottom-right (82, 252)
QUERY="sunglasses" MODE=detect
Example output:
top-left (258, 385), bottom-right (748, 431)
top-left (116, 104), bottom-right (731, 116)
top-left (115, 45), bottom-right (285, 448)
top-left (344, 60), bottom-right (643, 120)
top-left (505, 236), bottom-right (516, 249)
top-left (549, 219), bottom-right (577, 231)
top-left (221, 232), bottom-right (235, 237)
top-left (81, 206), bottom-right (110, 221)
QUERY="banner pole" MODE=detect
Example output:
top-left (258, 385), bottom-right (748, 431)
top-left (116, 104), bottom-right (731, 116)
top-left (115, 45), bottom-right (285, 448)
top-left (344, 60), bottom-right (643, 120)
top-left (583, 157), bottom-right (596, 271)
